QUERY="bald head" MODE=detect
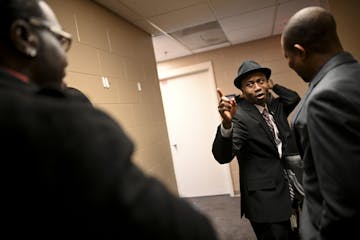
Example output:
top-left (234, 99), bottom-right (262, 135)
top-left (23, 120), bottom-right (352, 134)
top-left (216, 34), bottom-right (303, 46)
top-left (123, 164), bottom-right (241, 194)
top-left (282, 6), bottom-right (342, 55)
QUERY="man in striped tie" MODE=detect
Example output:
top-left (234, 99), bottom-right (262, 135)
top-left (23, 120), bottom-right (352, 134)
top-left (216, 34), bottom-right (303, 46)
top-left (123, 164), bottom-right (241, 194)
top-left (212, 60), bottom-right (301, 240)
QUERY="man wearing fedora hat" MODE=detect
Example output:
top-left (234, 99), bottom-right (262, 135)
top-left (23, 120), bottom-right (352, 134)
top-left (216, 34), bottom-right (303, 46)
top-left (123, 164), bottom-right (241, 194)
top-left (212, 60), bottom-right (301, 239)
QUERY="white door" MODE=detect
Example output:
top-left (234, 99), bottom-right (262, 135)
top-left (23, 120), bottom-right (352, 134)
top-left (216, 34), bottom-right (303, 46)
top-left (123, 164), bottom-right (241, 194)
top-left (159, 62), bottom-right (233, 197)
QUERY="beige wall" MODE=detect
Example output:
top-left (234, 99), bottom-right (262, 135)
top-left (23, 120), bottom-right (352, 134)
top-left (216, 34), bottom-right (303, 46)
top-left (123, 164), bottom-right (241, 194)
top-left (328, 0), bottom-right (360, 61)
top-left (47, 0), bottom-right (178, 195)
top-left (158, 35), bottom-right (308, 194)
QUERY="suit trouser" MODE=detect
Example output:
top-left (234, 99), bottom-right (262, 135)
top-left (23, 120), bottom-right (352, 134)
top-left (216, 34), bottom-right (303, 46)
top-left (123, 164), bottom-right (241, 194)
top-left (250, 220), bottom-right (299, 240)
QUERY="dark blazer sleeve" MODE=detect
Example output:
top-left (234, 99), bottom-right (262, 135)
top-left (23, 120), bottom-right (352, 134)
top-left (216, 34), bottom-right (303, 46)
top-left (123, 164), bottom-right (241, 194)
top-left (272, 84), bottom-right (301, 116)
top-left (212, 125), bottom-right (234, 164)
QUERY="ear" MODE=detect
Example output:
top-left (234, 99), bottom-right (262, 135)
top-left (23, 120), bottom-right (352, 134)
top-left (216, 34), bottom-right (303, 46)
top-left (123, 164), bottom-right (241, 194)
top-left (10, 19), bottom-right (39, 58)
top-left (238, 89), bottom-right (244, 98)
top-left (293, 43), bottom-right (306, 60)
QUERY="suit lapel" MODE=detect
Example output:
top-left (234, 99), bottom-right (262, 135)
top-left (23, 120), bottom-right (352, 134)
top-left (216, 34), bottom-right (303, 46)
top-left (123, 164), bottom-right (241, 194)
top-left (0, 69), bottom-right (37, 93)
top-left (241, 100), bottom-right (278, 148)
top-left (271, 110), bottom-right (285, 138)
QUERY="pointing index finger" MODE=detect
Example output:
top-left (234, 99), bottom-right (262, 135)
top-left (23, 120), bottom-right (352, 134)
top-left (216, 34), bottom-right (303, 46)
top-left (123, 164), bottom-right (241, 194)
top-left (217, 88), bottom-right (224, 98)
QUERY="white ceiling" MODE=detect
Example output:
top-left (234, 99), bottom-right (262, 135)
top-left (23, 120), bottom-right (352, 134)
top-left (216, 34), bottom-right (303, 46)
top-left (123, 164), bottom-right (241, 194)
top-left (92, 0), bottom-right (329, 62)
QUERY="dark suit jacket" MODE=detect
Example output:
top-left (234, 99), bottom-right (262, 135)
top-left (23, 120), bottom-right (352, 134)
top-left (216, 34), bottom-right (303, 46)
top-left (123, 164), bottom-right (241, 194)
top-left (212, 84), bottom-right (300, 223)
top-left (0, 69), bottom-right (218, 240)
top-left (291, 52), bottom-right (360, 239)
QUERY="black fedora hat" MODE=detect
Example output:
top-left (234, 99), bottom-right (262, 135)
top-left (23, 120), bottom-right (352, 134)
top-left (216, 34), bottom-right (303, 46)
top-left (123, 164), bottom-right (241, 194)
top-left (234, 60), bottom-right (271, 89)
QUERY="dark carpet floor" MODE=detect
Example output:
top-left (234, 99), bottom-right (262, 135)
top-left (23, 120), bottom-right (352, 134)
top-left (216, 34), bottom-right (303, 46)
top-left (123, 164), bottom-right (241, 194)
top-left (184, 195), bottom-right (257, 240)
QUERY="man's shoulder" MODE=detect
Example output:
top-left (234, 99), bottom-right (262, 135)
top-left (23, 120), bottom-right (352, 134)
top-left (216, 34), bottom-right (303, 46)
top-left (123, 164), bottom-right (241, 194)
top-left (0, 89), bottom-right (114, 129)
top-left (233, 101), bottom-right (259, 123)
top-left (235, 100), bottom-right (252, 114)
top-left (9, 90), bottom-right (132, 148)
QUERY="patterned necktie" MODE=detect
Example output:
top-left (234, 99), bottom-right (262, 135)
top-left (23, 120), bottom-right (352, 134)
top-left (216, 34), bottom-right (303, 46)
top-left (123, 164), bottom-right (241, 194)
top-left (262, 108), bottom-right (275, 138)
top-left (263, 108), bottom-right (295, 202)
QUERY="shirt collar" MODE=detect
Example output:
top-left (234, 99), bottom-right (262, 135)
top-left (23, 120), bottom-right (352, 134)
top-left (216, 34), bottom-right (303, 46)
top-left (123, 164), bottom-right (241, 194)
top-left (255, 104), bottom-right (268, 114)
top-left (1, 67), bottom-right (30, 84)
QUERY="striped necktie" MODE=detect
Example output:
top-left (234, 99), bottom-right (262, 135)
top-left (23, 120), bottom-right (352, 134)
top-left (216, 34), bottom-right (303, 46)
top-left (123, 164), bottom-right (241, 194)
top-left (263, 109), bottom-right (295, 201)
top-left (262, 108), bottom-right (275, 138)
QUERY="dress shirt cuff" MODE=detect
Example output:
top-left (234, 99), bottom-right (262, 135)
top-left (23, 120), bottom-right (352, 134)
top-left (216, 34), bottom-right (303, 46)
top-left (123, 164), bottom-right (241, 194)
top-left (220, 123), bottom-right (233, 137)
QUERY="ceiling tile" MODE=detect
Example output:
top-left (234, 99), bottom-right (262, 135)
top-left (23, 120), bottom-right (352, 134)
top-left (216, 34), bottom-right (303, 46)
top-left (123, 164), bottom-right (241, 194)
top-left (277, 0), bottom-right (294, 3)
top-left (152, 35), bottom-right (192, 62)
top-left (210, 0), bottom-right (276, 19)
top-left (116, 0), bottom-right (205, 18)
top-left (219, 6), bottom-right (275, 44)
top-left (170, 21), bottom-right (229, 50)
top-left (273, 0), bottom-right (324, 35)
top-left (226, 27), bottom-right (271, 45)
top-left (133, 19), bottom-right (163, 36)
top-left (148, 2), bottom-right (216, 33)
top-left (93, 0), bottom-right (142, 22)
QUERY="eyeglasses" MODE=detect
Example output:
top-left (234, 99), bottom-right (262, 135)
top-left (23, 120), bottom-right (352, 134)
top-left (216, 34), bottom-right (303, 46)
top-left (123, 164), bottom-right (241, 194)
top-left (27, 18), bottom-right (73, 52)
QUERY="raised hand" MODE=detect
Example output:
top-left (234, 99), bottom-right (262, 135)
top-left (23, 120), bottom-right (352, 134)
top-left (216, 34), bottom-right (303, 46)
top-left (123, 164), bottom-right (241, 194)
top-left (217, 88), bottom-right (236, 129)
